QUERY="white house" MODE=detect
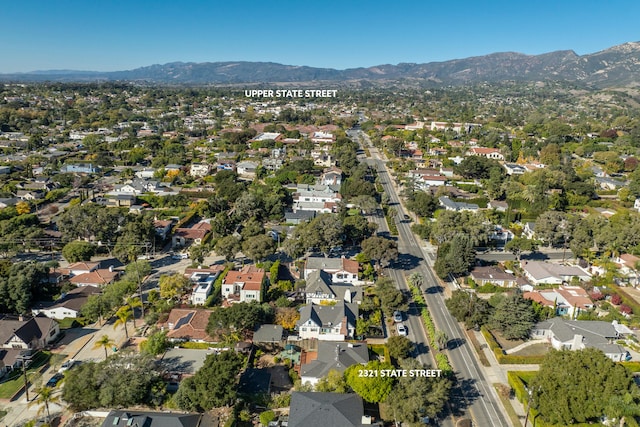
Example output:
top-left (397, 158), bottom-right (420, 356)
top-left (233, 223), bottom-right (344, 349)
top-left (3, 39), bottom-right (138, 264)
top-left (531, 318), bottom-right (630, 362)
top-left (188, 272), bottom-right (219, 305)
top-left (189, 163), bottom-right (210, 178)
top-left (292, 184), bottom-right (342, 214)
top-left (296, 301), bottom-right (358, 341)
top-left (521, 260), bottom-right (591, 285)
top-left (304, 270), bottom-right (362, 305)
top-left (305, 257), bottom-right (362, 285)
top-left (221, 265), bottom-right (266, 303)
top-left (32, 286), bottom-right (101, 320)
top-left (466, 147), bottom-right (504, 160)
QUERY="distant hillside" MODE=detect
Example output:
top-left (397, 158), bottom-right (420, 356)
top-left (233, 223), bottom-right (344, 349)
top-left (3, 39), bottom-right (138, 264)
top-left (3, 42), bottom-right (640, 88)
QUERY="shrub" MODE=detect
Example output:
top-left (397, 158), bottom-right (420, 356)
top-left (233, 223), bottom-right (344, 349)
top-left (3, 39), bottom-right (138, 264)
top-left (611, 294), bottom-right (622, 305)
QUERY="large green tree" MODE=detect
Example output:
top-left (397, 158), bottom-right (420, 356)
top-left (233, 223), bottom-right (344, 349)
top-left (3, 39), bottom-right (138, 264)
top-left (384, 359), bottom-right (452, 425)
top-left (345, 360), bottom-right (395, 403)
top-left (489, 291), bottom-right (536, 340)
top-left (530, 349), bottom-right (637, 425)
top-left (62, 240), bottom-right (96, 262)
top-left (173, 350), bottom-right (244, 411)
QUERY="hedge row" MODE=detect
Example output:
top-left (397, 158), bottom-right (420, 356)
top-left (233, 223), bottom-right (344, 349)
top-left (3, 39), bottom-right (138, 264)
top-left (408, 283), bottom-right (453, 376)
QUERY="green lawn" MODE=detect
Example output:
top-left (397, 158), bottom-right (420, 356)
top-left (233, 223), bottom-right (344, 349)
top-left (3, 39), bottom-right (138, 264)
top-left (0, 351), bottom-right (51, 399)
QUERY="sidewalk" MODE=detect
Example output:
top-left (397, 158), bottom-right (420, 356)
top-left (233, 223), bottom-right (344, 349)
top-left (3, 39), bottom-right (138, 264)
top-left (472, 329), bottom-right (537, 427)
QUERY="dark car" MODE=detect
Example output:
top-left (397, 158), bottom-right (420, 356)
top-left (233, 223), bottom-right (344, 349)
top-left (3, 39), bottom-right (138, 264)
top-left (46, 373), bottom-right (64, 387)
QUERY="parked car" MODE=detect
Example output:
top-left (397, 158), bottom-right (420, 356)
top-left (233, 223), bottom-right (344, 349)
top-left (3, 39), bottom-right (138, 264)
top-left (46, 373), bottom-right (64, 387)
top-left (396, 323), bottom-right (408, 336)
top-left (172, 253), bottom-right (188, 260)
top-left (393, 310), bottom-right (403, 323)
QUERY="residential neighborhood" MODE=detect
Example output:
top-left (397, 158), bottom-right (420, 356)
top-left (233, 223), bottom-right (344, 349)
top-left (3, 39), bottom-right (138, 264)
top-left (1, 75), bottom-right (640, 427)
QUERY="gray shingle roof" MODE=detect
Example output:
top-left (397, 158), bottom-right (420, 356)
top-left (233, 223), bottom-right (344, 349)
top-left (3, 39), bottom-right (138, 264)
top-left (300, 342), bottom-right (368, 380)
top-left (289, 392), bottom-right (365, 427)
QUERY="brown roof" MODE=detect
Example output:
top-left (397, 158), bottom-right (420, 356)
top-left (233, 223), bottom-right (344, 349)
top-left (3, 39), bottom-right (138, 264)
top-left (67, 261), bottom-right (100, 272)
top-left (470, 266), bottom-right (516, 282)
top-left (469, 147), bottom-right (500, 155)
top-left (620, 253), bottom-right (640, 269)
top-left (69, 269), bottom-right (119, 286)
top-left (163, 309), bottom-right (214, 342)
top-left (224, 265), bottom-right (265, 292)
top-left (342, 259), bottom-right (359, 275)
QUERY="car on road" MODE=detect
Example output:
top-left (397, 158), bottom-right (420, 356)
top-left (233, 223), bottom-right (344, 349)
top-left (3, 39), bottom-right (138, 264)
top-left (393, 310), bottom-right (403, 323)
top-left (46, 373), bottom-right (64, 388)
top-left (396, 323), bottom-right (408, 336)
top-left (58, 359), bottom-right (76, 373)
top-left (171, 253), bottom-right (188, 260)
top-left (403, 214), bottom-right (410, 221)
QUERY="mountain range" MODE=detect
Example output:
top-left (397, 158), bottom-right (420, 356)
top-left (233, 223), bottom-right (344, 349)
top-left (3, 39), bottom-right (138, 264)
top-left (4, 42), bottom-right (640, 88)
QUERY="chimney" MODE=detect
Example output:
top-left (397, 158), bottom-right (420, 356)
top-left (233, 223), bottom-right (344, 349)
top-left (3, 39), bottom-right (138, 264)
top-left (18, 315), bottom-right (24, 322)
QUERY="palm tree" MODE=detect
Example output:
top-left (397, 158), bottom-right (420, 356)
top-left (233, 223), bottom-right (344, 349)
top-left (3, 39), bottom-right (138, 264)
top-left (408, 272), bottom-right (424, 288)
top-left (125, 297), bottom-right (143, 328)
top-left (29, 385), bottom-right (60, 423)
top-left (93, 334), bottom-right (115, 359)
top-left (114, 305), bottom-right (133, 338)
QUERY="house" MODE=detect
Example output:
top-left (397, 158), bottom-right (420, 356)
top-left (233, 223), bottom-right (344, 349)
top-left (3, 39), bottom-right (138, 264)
top-left (63, 261), bottom-right (100, 277)
top-left (252, 132), bottom-right (282, 143)
top-left (221, 265), bottom-right (267, 303)
top-left (304, 270), bottom-right (362, 305)
top-left (189, 272), bottom-right (219, 306)
top-left (173, 221), bottom-right (211, 248)
top-left (530, 318), bottom-right (630, 362)
top-left (305, 256), bottom-right (361, 285)
top-left (0, 315), bottom-right (60, 350)
top-left (522, 222), bottom-right (536, 239)
top-left (300, 341), bottom-right (369, 387)
top-left (521, 260), bottom-right (591, 285)
top-left (292, 184), bottom-right (342, 214)
top-left (154, 219), bottom-right (174, 240)
top-left (595, 176), bottom-right (626, 190)
top-left (253, 324), bottom-right (285, 346)
top-left (284, 210), bottom-right (316, 224)
top-left (488, 200), bottom-right (509, 212)
top-left (466, 147), bottom-right (504, 160)
top-left (105, 193), bottom-right (137, 208)
top-left (32, 285), bottom-right (101, 319)
top-left (320, 168), bottom-right (343, 186)
top-left (262, 157), bottom-right (283, 171)
top-left (615, 253), bottom-right (640, 285)
top-left (311, 131), bottom-right (335, 144)
top-left (69, 267), bottom-right (120, 287)
top-left (161, 309), bottom-right (215, 343)
top-left (61, 163), bottom-right (99, 174)
top-left (102, 410), bottom-right (217, 427)
top-left (296, 301), bottom-right (358, 341)
top-left (289, 392), bottom-right (377, 427)
top-left (469, 266), bottom-right (517, 288)
top-left (236, 161), bottom-right (259, 178)
top-left (503, 163), bottom-right (526, 175)
top-left (16, 190), bottom-right (44, 200)
top-left (438, 196), bottom-right (479, 212)
top-left (189, 163), bottom-right (210, 178)
top-left (524, 285), bottom-right (594, 318)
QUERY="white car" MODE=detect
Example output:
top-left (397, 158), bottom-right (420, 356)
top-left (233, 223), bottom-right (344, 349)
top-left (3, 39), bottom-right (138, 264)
top-left (393, 310), bottom-right (403, 323)
top-left (396, 324), bottom-right (408, 336)
top-left (58, 359), bottom-right (76, 373)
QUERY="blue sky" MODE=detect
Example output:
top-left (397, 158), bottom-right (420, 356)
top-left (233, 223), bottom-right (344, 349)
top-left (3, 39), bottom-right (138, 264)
top-left (2, 0), bottom-right (640, 73)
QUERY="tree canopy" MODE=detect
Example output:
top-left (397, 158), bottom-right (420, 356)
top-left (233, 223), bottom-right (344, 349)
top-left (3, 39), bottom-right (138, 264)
top-left (530, 348), bottom-right (638, 425)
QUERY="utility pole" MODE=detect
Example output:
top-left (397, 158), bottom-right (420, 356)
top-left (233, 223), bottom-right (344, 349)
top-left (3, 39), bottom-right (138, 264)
top-left (20, 355), bottom-right (30, 402)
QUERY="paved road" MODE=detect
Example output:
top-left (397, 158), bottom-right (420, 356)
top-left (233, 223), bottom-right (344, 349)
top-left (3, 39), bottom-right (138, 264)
top-left (356, 130), bottom-right (510, 427)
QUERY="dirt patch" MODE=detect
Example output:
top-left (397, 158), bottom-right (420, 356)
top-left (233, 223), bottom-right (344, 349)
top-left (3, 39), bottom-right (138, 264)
top-left (256, 354), bottom-right (276, 368)
top-left (492, 331), bottom-right (525, 351)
